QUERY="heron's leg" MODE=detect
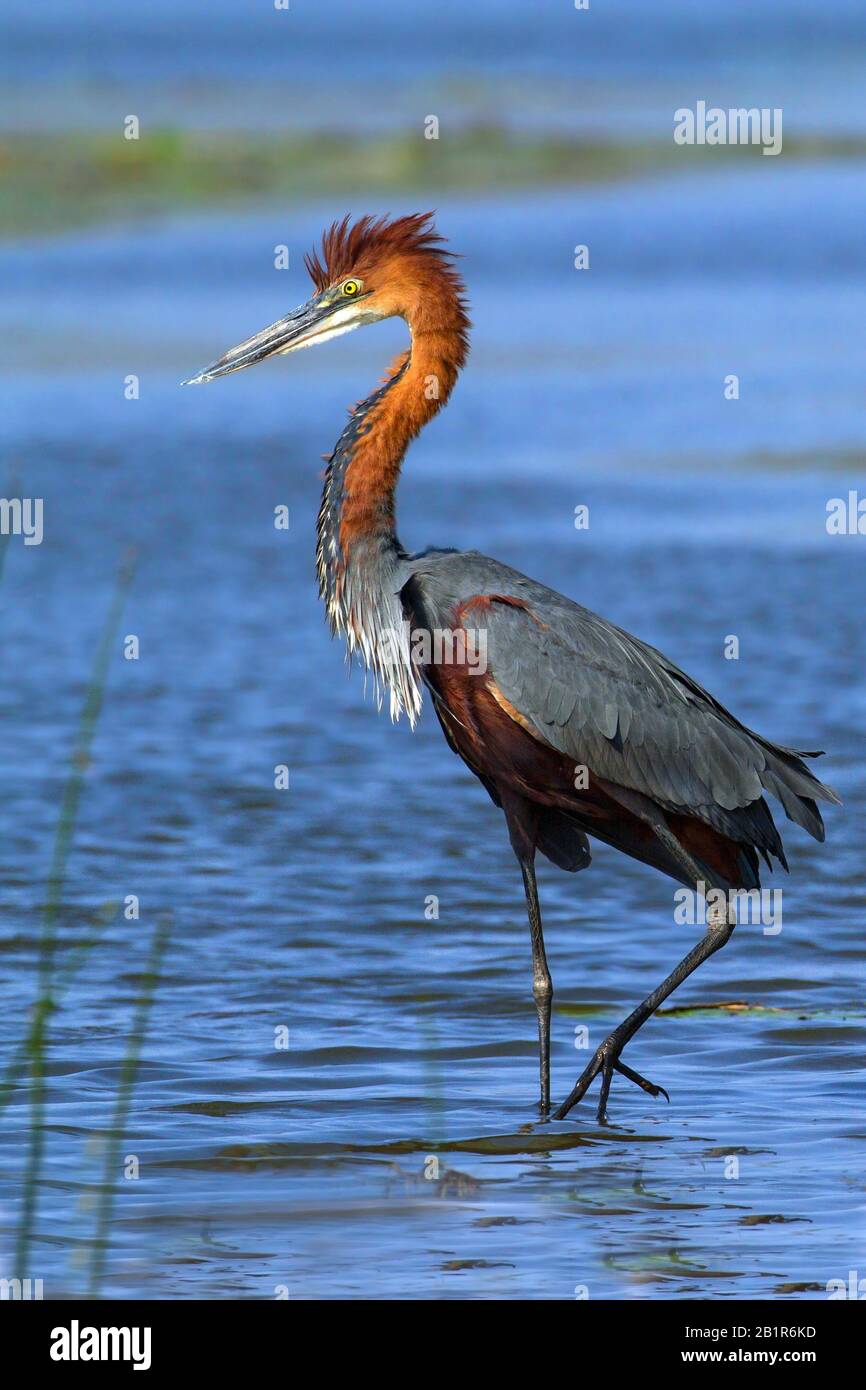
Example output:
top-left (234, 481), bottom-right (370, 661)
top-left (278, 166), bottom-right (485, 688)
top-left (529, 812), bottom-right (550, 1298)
top-left (518, 857), bottom-right (553, 1115)
top-left (554, 909), bottom-right (733, 1123)
top-left (556, 827), bottom-right (734, 1124)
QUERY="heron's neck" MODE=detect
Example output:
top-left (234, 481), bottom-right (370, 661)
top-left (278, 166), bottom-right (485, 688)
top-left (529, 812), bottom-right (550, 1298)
top-left (316, 324), bottom-right (465, 722)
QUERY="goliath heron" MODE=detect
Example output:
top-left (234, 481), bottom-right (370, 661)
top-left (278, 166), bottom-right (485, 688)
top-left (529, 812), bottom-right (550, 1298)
top-left (185, 212), bottom-right (839, 1122)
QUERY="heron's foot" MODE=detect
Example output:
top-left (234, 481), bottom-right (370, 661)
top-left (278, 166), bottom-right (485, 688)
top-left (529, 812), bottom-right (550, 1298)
top-left (552, 1034), bottom-right (669, 1124)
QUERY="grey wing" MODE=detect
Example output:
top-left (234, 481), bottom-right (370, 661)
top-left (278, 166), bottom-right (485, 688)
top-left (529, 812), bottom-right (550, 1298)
top-left (474, 579), bottom-right (838, 852)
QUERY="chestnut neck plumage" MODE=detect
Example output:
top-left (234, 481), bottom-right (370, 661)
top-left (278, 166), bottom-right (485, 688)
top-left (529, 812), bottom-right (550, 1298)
top-left (316, 297), bottom-right (468, 725)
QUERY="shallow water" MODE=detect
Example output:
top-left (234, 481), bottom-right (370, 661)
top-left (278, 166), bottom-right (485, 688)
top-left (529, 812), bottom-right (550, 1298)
top-left (0, 166), bottom-right (864, 1299)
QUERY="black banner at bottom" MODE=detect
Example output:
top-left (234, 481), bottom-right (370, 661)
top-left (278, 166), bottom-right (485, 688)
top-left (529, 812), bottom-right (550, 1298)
top-left (4, 1294), bottom-right (860, 1374)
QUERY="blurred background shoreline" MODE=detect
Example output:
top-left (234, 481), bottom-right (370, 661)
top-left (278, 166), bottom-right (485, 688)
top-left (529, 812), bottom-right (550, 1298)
top-left (6, 131), bottom-right (866, 241)
top-left (4, 0), bottom-right (866, 238)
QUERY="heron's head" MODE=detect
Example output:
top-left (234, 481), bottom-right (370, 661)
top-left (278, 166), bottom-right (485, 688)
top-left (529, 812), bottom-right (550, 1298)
top-left (183, 211), bottom-right (468, 386)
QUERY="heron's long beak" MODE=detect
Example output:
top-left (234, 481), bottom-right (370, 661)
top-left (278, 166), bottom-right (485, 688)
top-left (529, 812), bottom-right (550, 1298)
top-left (182, 292), bottom-right (363, 385)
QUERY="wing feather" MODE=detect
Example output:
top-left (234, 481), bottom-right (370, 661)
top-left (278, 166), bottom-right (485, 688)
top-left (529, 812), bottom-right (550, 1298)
top-left (403, 550), bottom-right (840, 853)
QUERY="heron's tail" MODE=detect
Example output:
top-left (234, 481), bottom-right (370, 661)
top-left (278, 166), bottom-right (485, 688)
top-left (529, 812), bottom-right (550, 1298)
top-left (754, 740), bottom-right (841, 843)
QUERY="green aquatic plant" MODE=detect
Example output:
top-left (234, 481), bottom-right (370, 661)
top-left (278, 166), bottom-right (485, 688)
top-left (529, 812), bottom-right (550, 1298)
top-left (87, 916), bottom-right (169, 1298)
top-left (12, 549), bottom-right (137, 1282)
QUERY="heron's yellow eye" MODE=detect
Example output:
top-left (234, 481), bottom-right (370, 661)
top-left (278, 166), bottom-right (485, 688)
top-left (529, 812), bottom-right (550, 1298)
top-left (342, 279), bottom-right (360, 297)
